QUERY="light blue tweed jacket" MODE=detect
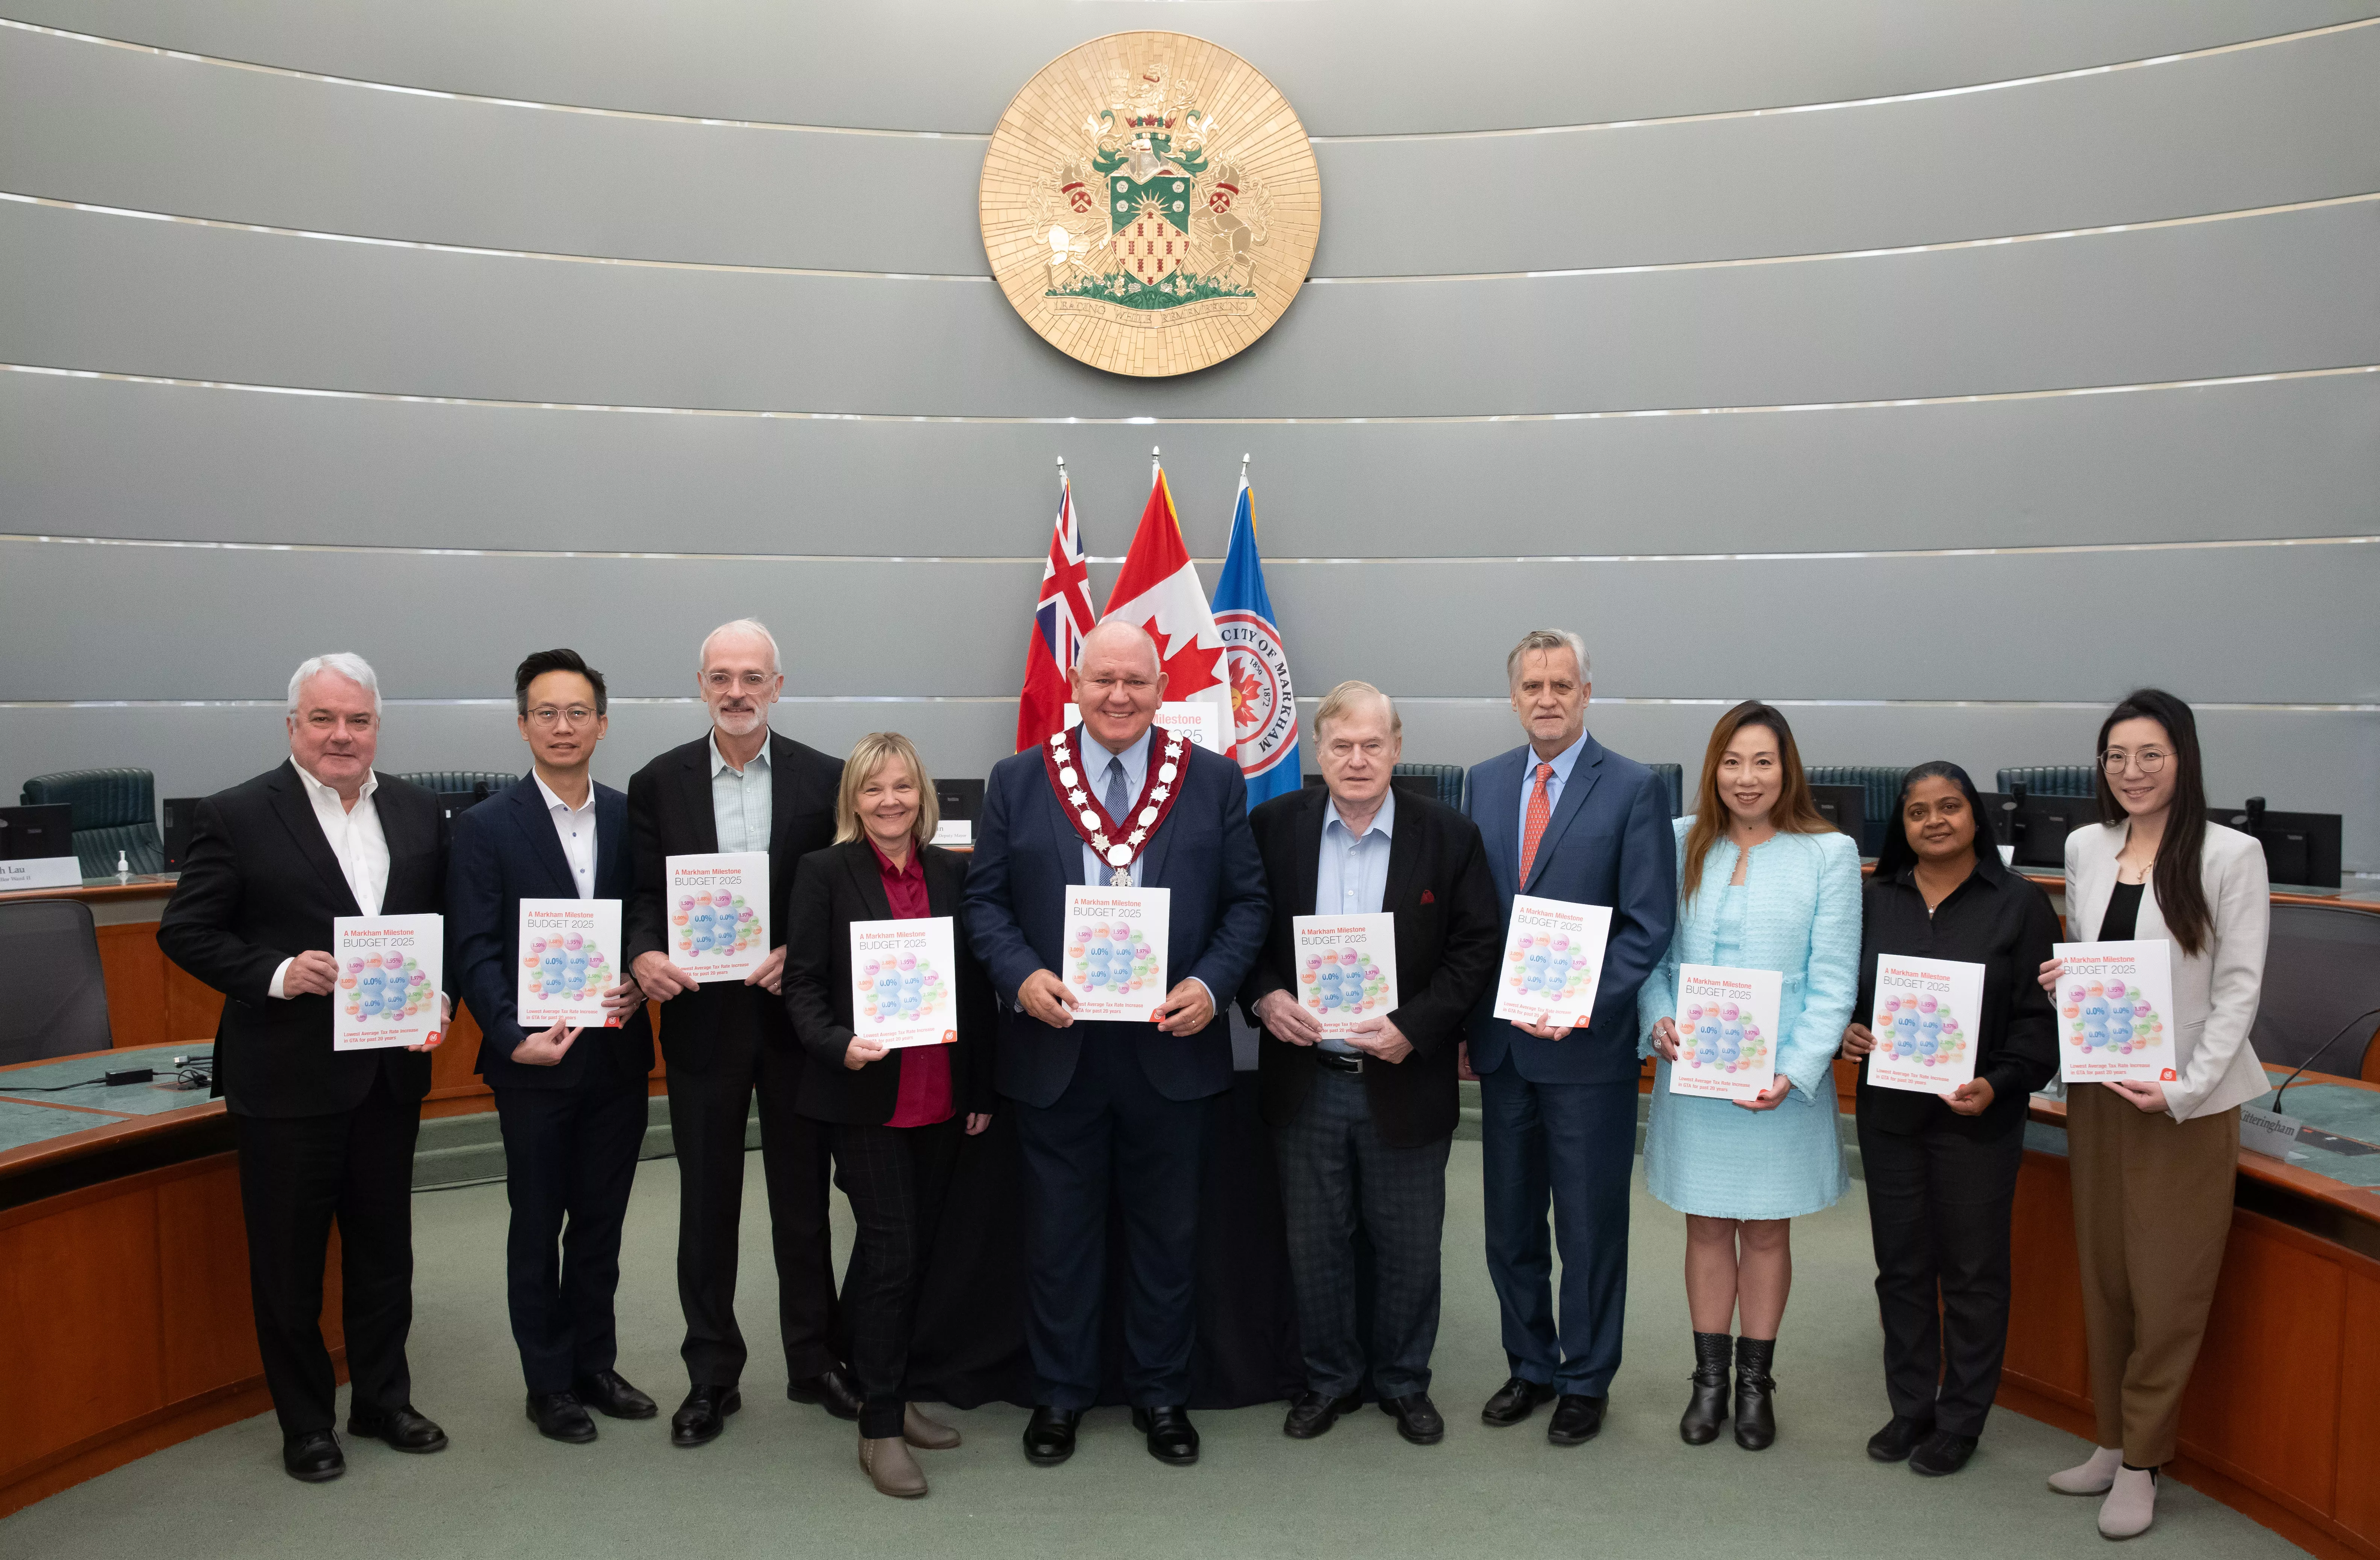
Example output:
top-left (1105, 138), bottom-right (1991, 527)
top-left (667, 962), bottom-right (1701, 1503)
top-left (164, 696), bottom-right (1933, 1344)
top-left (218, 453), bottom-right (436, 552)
top-left (1637, 819), bottom-right (1862, 1103)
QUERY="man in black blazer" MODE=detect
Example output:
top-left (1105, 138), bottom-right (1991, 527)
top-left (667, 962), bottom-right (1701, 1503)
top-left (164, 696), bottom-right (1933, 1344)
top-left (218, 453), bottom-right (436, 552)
top-left (623, 619), bottom-right (853, 1445)
top-left (157, 653), bottom-right (452, 1483)
top-left (1243, 683), bottom-right (1501, 1448)
top-left (448, 650), bottom-right (658, 1445)
top-left (964, 620), bottom-right (1269, 1468)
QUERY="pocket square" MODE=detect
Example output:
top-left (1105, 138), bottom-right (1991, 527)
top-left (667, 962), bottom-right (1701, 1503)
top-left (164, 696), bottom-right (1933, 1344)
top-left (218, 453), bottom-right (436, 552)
top-left (1419, 889), bottom-right (1436, 904)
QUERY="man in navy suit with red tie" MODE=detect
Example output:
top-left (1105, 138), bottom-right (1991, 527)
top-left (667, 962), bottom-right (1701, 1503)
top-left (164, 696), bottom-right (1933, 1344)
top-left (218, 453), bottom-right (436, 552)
top-left (964, 619), bottom-right (1269, 1469)
top-left (1464, 630), bottom-right (1677, 1447)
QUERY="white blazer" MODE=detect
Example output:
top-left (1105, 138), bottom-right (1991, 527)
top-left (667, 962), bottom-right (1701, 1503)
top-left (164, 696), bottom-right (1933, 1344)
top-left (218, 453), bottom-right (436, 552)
top-left (2064, 819), bottom-right (2269, 1121)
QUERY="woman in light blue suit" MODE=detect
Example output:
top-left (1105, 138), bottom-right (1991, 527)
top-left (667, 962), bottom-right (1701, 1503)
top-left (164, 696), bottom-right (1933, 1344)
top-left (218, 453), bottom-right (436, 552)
top-left (1638, 701), bottom-right (1860, 1452)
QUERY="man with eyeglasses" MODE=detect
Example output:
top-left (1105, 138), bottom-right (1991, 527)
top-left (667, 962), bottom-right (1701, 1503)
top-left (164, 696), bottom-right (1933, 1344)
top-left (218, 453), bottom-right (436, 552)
top-left (447, 649), bottom-right (657, 1444)
top-left (159, 653), bottom-right (453, 1482)
top-left (623, 619), bottom-right (854, 1446)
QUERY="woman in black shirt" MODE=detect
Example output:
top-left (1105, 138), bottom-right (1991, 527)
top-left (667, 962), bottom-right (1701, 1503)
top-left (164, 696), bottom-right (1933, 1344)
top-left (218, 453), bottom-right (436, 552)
top-left (1840, 762), bottom-right (2058, 1477)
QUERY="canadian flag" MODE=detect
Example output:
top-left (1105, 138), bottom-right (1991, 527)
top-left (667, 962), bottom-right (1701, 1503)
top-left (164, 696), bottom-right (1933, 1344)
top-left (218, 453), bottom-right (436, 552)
top-left (1102, 454), bottom-right (1238, 764)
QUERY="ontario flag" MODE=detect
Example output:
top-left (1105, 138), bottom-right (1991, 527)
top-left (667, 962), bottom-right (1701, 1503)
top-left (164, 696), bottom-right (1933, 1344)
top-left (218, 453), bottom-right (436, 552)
top-left (1102, 455), bottom-right (1238, 763)
top-left (1014, 465), bottom-right (1095, 751)
top-left (1211, 470), bottom-right (1301, 806)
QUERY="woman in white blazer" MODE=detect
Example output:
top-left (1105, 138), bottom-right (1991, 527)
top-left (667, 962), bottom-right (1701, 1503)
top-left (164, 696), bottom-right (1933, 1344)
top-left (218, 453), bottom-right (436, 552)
top-left (2038, 689), bottom-right (2268, 1540)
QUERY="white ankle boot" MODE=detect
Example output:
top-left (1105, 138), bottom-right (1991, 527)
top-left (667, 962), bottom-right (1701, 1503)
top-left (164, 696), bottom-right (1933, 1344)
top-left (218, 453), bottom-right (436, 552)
top-left (2048, 1445), bottom-right (2121, 1495)
top-left (2098, 1466), bottom-right (2158, 1538)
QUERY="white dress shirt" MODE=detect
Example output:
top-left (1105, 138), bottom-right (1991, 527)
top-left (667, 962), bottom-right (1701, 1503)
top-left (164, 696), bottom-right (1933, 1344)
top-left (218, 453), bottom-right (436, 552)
top-left (268, 762), bottom-right (389, 998)
top-left (534, 771), bottom-right (598, 900)
top-left (1313, 789), bottom-right (1395, 1054)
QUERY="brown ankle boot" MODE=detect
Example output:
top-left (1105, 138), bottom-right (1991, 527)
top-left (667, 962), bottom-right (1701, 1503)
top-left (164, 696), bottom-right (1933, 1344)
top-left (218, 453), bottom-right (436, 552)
top-left (903, 1403), bottom-right (961, 1450)
top-left (859, 1431), bottom-right (927, 1498)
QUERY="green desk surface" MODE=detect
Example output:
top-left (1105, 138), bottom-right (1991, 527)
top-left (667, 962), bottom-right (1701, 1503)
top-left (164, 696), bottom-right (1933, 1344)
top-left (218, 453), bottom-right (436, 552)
top-left (2025, 1067), bottom-right (2380, 1190)
top-left (0, 1045), bottom-right (211, 1121)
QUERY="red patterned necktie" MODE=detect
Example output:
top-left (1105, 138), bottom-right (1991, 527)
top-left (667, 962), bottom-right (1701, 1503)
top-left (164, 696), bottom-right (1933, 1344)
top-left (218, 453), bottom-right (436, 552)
top-left (1519, 762), bottom-right (1554, 884)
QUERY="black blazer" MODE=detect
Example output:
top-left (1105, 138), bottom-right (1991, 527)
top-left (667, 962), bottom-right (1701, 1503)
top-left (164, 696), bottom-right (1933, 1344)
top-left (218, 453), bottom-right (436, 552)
top-left (623, 729), bottom-right (842, 1070)
top-left (447, 774), bottom-right (655, 1092)
top-left (1241, 786), bottom-right (1503, 1148)
top-left (783, 839), bottom-right (997, 1122)
top-left (157, 761), bottom-right (449, 1118)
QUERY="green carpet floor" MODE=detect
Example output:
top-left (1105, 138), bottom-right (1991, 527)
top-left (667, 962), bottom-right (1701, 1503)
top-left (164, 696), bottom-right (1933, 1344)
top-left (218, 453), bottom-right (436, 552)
top-left (2, 1144), bottom-right (2307, 1559)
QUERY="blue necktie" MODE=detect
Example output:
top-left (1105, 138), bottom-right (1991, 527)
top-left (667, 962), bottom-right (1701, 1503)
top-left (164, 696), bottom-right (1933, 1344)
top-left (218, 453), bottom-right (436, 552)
top-left (1104, 757), bottom-right (1130, 885)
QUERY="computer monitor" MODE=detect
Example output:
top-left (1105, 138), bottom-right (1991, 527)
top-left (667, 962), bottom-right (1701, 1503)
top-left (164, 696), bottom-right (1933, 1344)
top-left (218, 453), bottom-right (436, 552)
top-left (0, 804), bottom-right (75, 861)
top-left (2215, 800), bottom-right (2342, 889)
top-left (1806, 785), bottom-right (1865, 851)
top-left (1388, 773), bottom-right (1441, 803)
top-left (1973, 791), bottom-right (2021, 850)
top-left (162, 796), bottom-right (204, 871)
top-left (935, 778), bottom-right (985, 821)
top-left (2012, 791), bottom-right (2092, 870)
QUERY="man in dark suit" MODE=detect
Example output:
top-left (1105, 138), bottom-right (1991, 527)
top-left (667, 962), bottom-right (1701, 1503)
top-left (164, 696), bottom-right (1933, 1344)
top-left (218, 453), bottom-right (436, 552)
top-left (964, 619), bottom-right (1269, 1468)
top-left (1243, 682), bottom-right (1500, 1448)
top-left (623, 619), bottom-right (854, 1446)
top-left (1462, 630), bottom-right (1678, 1446)
top-left (448, 649), bottom-right (657, 1445)
top-left (157, 653), bottom-right (452, 1483)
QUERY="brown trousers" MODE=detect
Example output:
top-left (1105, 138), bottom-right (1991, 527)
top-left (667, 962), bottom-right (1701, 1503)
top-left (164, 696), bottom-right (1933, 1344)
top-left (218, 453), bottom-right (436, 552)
top-left (2065, 1081), bottom-right (2239, 1466)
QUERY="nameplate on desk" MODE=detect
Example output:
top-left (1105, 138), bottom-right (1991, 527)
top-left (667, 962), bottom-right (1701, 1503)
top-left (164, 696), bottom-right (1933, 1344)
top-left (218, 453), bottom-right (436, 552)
top-left (0, 856), bottom-right (82, 891)
top-left (931, 819), bottom-right (973, 847)
top-left (2239, 1104), bottom-right (2305, 1162)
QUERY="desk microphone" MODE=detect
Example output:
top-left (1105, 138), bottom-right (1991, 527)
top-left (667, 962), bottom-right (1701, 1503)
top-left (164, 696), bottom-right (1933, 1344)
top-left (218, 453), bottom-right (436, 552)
top-left (2269, 1006), bottom-right (2380, 1116)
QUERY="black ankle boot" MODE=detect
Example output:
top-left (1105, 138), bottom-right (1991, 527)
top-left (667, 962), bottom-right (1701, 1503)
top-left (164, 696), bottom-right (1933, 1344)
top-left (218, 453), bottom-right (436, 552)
top-left (1679, 1331), bottom-right (1730, 1445)
top-left (1733, 1336), bottom-right (1777, 1450)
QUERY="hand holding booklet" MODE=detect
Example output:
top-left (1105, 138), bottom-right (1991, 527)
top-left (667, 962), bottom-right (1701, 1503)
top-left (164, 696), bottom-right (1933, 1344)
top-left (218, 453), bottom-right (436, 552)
top-left (333, 914), bottom-right (443, 1050)
top-left (1667, 964), bottom-right (1782, 1102)
top-left (1490, 895), bottom-right (1612, 1031)
top-left (2052, 939), bottom-right (2177, 1084)
top-left (851, 916), bottom-right (961, 1049)
top-left (1060, 886), bottom-right (1170, 1022)
top-left (665, 851), bottom-right (769, 981)
top-left (1291, 913), bottom-right (1398, 1041)
top-left (1865, 955), bottom-right (1983, 1094)
top-left (518, 898), bottom-right (623, 1028)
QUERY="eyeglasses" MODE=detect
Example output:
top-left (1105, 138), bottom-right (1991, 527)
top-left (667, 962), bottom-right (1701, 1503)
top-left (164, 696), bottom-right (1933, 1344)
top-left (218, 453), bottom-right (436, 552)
top-left (527, 706), bottom-right (597, 727)
top-left (2100, 747), bottom-right (2170, 775)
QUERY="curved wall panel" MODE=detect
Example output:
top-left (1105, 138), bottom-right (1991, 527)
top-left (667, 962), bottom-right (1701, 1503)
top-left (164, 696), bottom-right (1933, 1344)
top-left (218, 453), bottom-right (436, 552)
top-left (1, 2), bottom-right (2374, 868)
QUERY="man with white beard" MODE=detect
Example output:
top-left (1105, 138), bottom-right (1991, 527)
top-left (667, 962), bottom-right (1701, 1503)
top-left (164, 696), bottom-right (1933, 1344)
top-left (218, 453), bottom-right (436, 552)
top-left (624, 619), bottom-right (855, 1446)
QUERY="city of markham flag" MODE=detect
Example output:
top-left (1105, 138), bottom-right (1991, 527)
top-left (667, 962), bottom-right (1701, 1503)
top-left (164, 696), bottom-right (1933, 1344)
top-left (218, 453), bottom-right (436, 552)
top-left (1211, 469), bottom-right (1301, 807)
top-left (1015, 465), bottom-right (1096, 751)
top-left (1101, 457), bottom-right (1238, 765)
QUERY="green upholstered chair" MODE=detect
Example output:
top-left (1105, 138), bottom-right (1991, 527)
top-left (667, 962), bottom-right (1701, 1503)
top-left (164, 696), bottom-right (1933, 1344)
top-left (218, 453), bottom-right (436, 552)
top-left (1648, 763), bottom-right (1685, 819)
top-left (1804, 765), bottom-right (1907, 858)
top-left (20, 768), bottom-right (164, 876)
top-left (1390, 762), bottom-right (1466, 810)
top-left (1996, 765), bottom-right (2097, 798)
top-left (391, 770), bottom-right (519, 803)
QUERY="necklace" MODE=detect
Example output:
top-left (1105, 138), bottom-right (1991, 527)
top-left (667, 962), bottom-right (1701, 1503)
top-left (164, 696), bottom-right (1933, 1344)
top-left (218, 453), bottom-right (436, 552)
top-left (1042, 726), bottom-right (1189, 886)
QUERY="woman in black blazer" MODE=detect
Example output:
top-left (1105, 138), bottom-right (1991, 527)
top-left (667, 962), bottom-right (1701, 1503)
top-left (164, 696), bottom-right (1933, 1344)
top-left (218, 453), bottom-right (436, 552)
top-left (1840, 762), bottom-right (2058, 1478)
top-left (783, 732), bottom-right (995, 1499)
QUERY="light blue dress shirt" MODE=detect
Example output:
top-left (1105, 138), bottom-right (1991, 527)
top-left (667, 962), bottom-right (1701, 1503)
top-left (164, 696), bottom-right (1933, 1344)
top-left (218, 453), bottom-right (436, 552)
top-left (1073, 724), bottom-right (1209, 1009)
top-left (1314, 789), bottom-right (1395, 1053)
top-left (709, 729), bottom-right (773, 854)
top-left (1512, 731), bottom-right (1587, 876)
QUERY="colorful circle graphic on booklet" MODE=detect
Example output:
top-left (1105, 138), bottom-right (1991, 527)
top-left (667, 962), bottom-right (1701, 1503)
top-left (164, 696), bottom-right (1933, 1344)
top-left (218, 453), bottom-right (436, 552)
top-left (855, 952), bottom-right (950, 1025)
top-left (1676, 1001), bottom-right (1769, 1074)
top-left (1070, 919), bottom-right (1157, 994)
top-left (340, 952), bottom-right (432, 1025)
top-left (1301, 945), bottom-right (1387, 1018)
top-left (1873, 993), bottom-right (1971, 1070)
top-left (520, 933), bottom-right (611, 1003)
top-left (672, 888), bottom-right (759, 960)
top-left (1505, 930), bottom-right (1594, 1004)
top-left (2060, 978), bottom-right (2165, 1055)
top-left (979, 32), bottom-right (1321, 377)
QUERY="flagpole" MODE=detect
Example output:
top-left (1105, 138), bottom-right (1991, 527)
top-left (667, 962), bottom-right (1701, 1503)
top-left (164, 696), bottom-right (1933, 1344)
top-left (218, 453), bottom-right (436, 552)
top-left (1151, 444), bottom-right (1161, 486)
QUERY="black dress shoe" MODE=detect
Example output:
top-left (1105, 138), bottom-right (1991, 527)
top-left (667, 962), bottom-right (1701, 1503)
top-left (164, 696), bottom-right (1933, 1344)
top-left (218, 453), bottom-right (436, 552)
top-left (1132, 1405), bottom-right (1199, 1466)
top-left (1380, 1393), bottom-right (1446, 1446)
top-left (282, 1429), bottom-right (344, 1483)
top-left (345, 1404), bottom-right (449, 1454)
top-left (1283, 1390), bottom-right (1362, 1439)
top-left (1022, 1405), bottom-right (1082, 1466)
top-left (1866, 1414), bottom-right (1934, 1463)
top-left (670, 1384), bottom-right (741, 1448)
top-left (1733, 1337), bottom-right (1777, 1451)
top-left (527, 1391), bottom-right (598, 1444)
top-left (1680, 1331), bottom-right (1732, 1446)
top-left (787, 1365), bottom-right (864, 1422)
top-left (574, 1369), bottom-right (657, 1420)
top-left (1909, 1429), bottom-right (1979, 1477)
top-left (1480, 1377), bottom-right (1558, 1427)
top-left (1547, 1394), bottom-right (1608, 1446)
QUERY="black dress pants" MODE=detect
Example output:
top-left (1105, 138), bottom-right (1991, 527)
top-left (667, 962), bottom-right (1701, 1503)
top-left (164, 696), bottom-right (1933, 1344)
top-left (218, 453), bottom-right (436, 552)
top-left (663, 1027), bottom-right (839, 1387)
top-left (492, 1080), bottom-right (648, 1393)
top-left (825, 1114), bottom-right (963, 1437)
top-left (232, 1071), bottom-right (421, 1436)
top-left (1012, 1034), bottom-right (1208, 1409)
top-left (1856, 1110), bottom-right (2027, 1437)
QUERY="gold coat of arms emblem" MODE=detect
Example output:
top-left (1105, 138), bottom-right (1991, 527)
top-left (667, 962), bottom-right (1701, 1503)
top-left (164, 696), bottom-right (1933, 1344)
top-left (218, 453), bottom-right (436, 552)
top-left (980, 33), bottom-right (1322, 377)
